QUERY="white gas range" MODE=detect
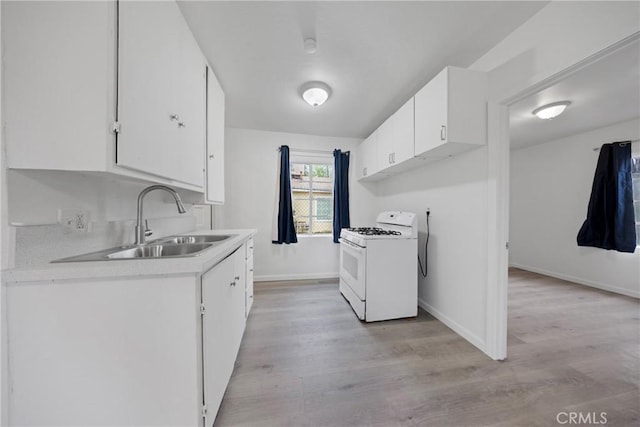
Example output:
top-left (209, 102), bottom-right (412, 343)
top-left (339, 211), bottom-right (418, 322)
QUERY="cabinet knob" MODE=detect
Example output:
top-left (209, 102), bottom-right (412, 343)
top-left (234, 276), bottom-right (240, 281)
top-left (209, 154), bottom-right (214, 159)
top-left (230, 281), bottom-right (236, 287)
top-left (178, 122), bottom-right (186, 128)
top-left (170, 114), bottom-right (180, 121)
top-left (440, 125), bottom-right (447, 141)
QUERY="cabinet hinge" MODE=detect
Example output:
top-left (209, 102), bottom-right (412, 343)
top-left (200, 303), bottom-right (206, 315)
top-left (111, 121), bottom-right (121, 134)
top-left (201, 405), bottom-right (207, 418)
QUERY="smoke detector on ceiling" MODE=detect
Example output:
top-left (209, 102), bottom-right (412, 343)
top-left (304, 38), bottom-right (317, 54)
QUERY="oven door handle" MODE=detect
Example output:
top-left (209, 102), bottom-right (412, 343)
top-left (339, 238), bottom-right (365, 251)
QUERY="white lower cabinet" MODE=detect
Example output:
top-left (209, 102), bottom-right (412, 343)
top-left (245, 238), bottom-right (255, 317)
top-left (6, 276), bottom-right (203, 426)
top-left (202, 245), bottom-right (246, 424)
top-left (5, 240), bottom-right (254, 426)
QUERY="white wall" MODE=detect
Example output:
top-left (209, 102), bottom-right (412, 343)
top-left (471, 1), bottom-right (640, 103)
top-left (377, 148), bottom-right (490, 349)
top-left (1, 2), bottom-right (7, 422)
top-left (374, 1), bottom-right (640, 359)
top-left (217, 128), bottom-right (375, 281)
top-left (5, 170), bottom-right (204, 266)
top-left (511, 119), bottom-right (640, 298)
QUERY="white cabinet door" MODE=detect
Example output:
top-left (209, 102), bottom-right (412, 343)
top-left (117, 0), bottom-right (205, 187)
top-left (201, 245), bottom-right (247, 425)
top-left (117, 1), bottom-right (176, 181)
top-left (414, 68), bottom-right (448, 158)
top-left (3, 1), bottom-right (115, 171)
top-left (356, 132), bottom-right (379, 180)
top-left (202, 252), bottom-right (235, 425)
top-left (376, 118), bottom-right (394, 169)
top-left (6, 277), bottom-right (201, 426)
top-left (365, 97), bottom-right (414, 178)
top-left (232, 244), bottom-right (247, 350)
top-left (245, 238), bottom-right (255, 317)
top-left (172, 19), bottom-right (207, 187)
top-left (206, 66), bottom-right (226, 204)
top-left (414, 66), bottom-right (487, 159)
top-left (393, 98), bottom-right (415, 164)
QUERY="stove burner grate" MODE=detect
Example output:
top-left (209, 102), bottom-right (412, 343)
top-left (347, 227), bottom-right (401, 236)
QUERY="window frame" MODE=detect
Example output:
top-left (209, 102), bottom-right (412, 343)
top-left (290, 158), bottom-right (334, 236)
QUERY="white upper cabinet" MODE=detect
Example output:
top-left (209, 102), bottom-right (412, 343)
top-left (3, 1), bottom-right (116, 173)
top-left (356, 131), bottom-right (384, 181)
top-left (3, 0), bottom-right (211, 192)
top-left (376, 116), bottom-right (394, 169)
top-left (205, 66), bottom-right (226, 205)
top-left (356, 65), bottom-right (487, 182)
top-left (376, 98), bottom-right (415, 171)
top-left (414, 66), bottom-right (488, 159)
top-left (117, 1), bottom-right (206, 187)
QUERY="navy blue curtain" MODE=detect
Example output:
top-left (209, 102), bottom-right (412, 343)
top-left (272, 145), bottom-right (297, 244)
top-left (333, 149), bottom-right (351, 243)
top-left (577, 141), bottom-right (636, 253)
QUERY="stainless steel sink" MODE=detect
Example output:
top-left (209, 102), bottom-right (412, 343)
top-left (51, 234), bottom-right (235, 263)
top-left (106, 243), bottom-right (212, 259)
top-left (157, 234), bottom-right (233, 244)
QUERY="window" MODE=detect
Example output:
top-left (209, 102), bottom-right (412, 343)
top-left (290, 162), bottom-right (333, 235)
top-left (632, 155), bottom-right (640, 246)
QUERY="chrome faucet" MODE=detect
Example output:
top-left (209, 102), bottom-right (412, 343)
top-left (135, 185), bottom-right (187, 245)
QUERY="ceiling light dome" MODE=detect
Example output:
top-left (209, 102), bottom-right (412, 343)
top-left (532, 101), bottom-right (571, 120)
top-left (301, 81), bottom-right (331, 107)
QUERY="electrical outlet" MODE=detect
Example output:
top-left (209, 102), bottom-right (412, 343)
top-left (58, 209), bottom-right (90, 233)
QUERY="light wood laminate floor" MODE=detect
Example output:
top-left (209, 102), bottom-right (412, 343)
top-left (214, 268), bottom-right (640, 426)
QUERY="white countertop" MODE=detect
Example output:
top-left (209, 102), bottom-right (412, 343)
top-left (2, 229), bottom-right (257, 284)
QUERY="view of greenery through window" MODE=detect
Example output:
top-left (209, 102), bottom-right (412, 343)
top-left (290, 162), bottom-right (333, 235)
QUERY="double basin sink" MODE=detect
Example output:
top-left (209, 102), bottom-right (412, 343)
top-left (52, 234), bottom-right (234, 263)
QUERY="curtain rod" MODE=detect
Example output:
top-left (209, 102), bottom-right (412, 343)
top-left (276, 147), bottom-right (337, 155)
top-left (592, 139), bottom-right (640, 151)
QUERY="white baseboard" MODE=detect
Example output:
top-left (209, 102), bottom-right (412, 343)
top-left (255, 272), bottom-right (339, 283)
top-left (509, 263), bottom-right (640, 299)
top-left (417, 297), bottom-right (487, 355)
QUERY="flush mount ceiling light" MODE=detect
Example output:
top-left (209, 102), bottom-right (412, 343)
top-left (301, 81), bottom-right (331, 107)
top-left (532, 101), bottom-right (571, 120)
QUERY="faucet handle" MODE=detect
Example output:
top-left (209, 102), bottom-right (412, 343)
top-left (144, 219), bottom-right (153, 237)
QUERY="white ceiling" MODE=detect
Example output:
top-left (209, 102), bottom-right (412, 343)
top-left (509, 38), bottom-right (640, 150)
top-left (178, 1), bottom-right (547, 138)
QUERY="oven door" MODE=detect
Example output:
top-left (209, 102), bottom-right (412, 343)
top-left (339, 238), bottom-right (366, 300)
